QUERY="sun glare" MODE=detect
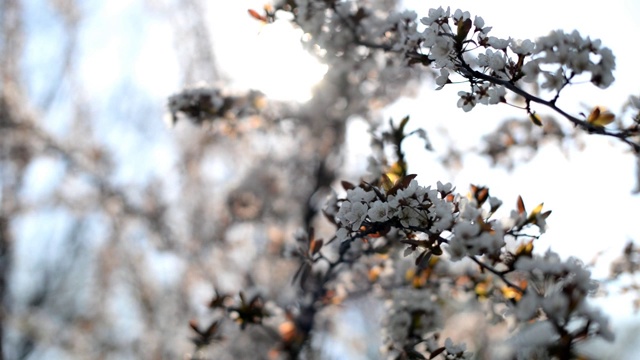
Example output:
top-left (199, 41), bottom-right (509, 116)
top-left (236, 19), bottom-right (328, 103)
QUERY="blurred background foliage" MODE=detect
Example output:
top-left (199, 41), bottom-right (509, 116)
top-left (0, 0), bottom-right (425, 358)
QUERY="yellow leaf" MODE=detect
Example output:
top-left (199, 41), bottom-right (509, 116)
top-left (530, 203), bottom-right (543, 217)
top-left (475, 281), bottom-right (491, 299)
top-left (501, 285), bottom-right (523, 301)
top-left (380, 174), bottom-right (394, 192)
top-left (527, 203), bottom-right (545, 223)
top-left (515, 240), bottom-right (534, 256)
top-left (386, 160), bottom-right (406, 183)
top-left (529, 112), bottom-right (543, 127)
top-left (587, 106), bottom-right (615, 127)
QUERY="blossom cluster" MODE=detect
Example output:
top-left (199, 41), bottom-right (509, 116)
top-left (334, 178), bottom-right (513, 262)
top-left (381, 289), bottom-right (472, 360)
top-left (382, 289), bottom-right (442, 350)
top-left (506, 252), bottom-right (613, 359)
top-left (412, 7), bottom-right (616, 111)
top-left (329, 175), bottom-right (611, 358)
top-left (522, 30), bottom-right (616, 89)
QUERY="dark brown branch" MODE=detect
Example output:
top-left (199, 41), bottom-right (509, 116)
top-left (456, 61), bottom-right (640, 153)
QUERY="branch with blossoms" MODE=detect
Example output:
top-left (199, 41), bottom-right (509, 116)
top-left (175, 2), bottom-right (631, 359)
top-left (269, 1), bottom-right (640, 154)
top-left (295, 116), bottom-right (610, 359)
top-left (324, 169), bottom-right (612, 358)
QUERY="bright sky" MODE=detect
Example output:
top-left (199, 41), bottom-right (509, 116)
top-left (208, 1), bottom-right (327, 101)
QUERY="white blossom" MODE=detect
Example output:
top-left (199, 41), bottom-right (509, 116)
top-left (541, 291), bottom-right (570, 325)
top-left (488, 196), bottom-right (503, 211)
top-left (346, 187), bottom-right (376, 203)
top-left (420, 6), bottom-right (450, 26)
top-left (337, 200), bottom-right (369, 230)
top-left (488, 36), bottom-right (509, 49)
top-left (487, 50), bottom-right (506, 71)
top-left (435, 68), bottom-right (450, 88)
top-left (521, 59), bottom-right (541, 82)
top-left (436, 181), bottom-right (453, 194)
top-left (430, 201), bottom-right (454, 233)
top-left (473, 16), bottom-right (484, 29)
top-left (452, 9), bottom-right (470, 22)
top-left (368, 200), bottom-right (391, 222)
top-left (509, 38), bottom-right (535, 55)
top-left (541, 68), bottom-right (565, 92)
top-left (457, 91), bottom-right (476, 112)
top-left (515, 290), bottom-right (539, 321)
top-left (488, 85), bottom-right (506, 104)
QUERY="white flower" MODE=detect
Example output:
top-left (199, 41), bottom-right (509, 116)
top-left (446, 236), bottom-right (468, 261)
top-left (337, 200), bottom-right (369, 230)
top-left (473, 16), bottom-right (484, 29)
top-left (521, 59), bottom-right (541, 82)
top-left (435, 68), bottom-right (450, 88)
top-left (459, 198), bottom-right (481, 220)
top-left (534, 212), bottom-right (548, 233)
top-left (474, 83), bottom-right (491, 105)
top-left (488, 196), bottom-right (503, 211)
top-left (476, 52), bottom-right (489, 67)
top-left (345, 201), bottom-right (369, 230)
top-left (475, 231), bottom-right (505, 257)
top-left (367, 200), bottom-right (391, 222)
top-left (396, 180), bottom-right (419, 199)
top-left (590, 48), bottom-right (615, 88)
top-left (346, 187), bottom-right (376, 203)
top-left (487, 85), bottom-right (506, 104)
top-left (487, 51), bottom-right (506, 71)
top-left (436, 181), bottom-right (453, 194)
top-left (509, 38), bottom-right (535, 55)
top-left (430, 201), bottom-right (454, 233)
top-left (488, 36), bottom-right (509, 49)
top-left (323, 190), bottom-right (339, 217)
top-left (515, 290), bottom-right (539, 321)
top-left (541, 68), bottom-right (565, 92)
top-left (420, 6), bottom-right (450, 26)
top-left (398, 206), bottom-right (421, 228)
top-left (452, 9), bottom-right (470, 22)
top-left (457, 91), bottom-right (476, 112)
top-left (429, 36), bottom-right (456, 68)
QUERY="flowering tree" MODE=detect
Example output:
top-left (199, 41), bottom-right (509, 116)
top-left (169, 1), bottom-right (640, 359)
top-left (3, 1), bottom-right (640, 360)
